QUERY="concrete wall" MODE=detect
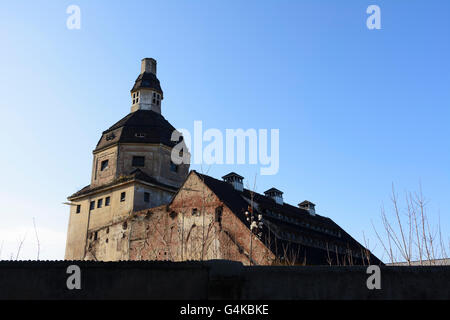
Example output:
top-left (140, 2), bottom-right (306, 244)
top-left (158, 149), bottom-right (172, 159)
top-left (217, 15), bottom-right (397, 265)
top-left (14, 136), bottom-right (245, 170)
top-left (117, 144), bottom-right (188, 188)
top-left (91, 145), bottom-right (119, 187)
top-left (0, 260), bottom-right (448, 300)
top-left (65, 183), bottom-right (136, 260)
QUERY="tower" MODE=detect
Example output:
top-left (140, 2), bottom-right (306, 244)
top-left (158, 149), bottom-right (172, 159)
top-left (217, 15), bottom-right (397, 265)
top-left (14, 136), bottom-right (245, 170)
top-left (64, 58), bottom-right (190, 260)
top-left (130, 58), bottom-right (163, 114)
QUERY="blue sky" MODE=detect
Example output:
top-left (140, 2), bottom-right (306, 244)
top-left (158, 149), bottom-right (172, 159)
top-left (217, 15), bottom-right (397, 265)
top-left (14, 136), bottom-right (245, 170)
top-left (0, 0), bottom-right (449, 261)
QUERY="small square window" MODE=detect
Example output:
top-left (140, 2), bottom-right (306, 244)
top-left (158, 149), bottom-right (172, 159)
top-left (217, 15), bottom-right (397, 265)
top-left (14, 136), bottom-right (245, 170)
top-left (97, 199), bottom-right (103, 208)
top-left (192, 208), bottom-right (198, 216)
top-left (120, 192), bottom-right (126, 202)
top-left (170, 161), bottom-right (178, 172)
top-left (132, 156), bottom-right (145, 167)
top-left (105, 196), bottom-right (110, 206)
top-left (100, 160), bottom-right (109, 171)
top-left (144, 192), bottom-right (150, 203)
top-left (90, 201), bottom-right (95, 210)
top-left (76, 205), bottom-right (81, 214)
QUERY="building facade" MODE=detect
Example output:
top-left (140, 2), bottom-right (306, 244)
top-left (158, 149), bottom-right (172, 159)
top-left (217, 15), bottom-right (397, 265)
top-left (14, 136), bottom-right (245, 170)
top-left (65, 58), bottom-right (189, 260)
top-left (65, 58), bottom-right (381, 265)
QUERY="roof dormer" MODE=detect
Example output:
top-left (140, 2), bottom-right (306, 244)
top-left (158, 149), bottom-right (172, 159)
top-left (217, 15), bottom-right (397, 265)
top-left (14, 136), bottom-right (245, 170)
top-left (299, 200), bottom-right (316, 216)
top-left (222, 172), bottom-right (244, 192)
top-left (264, 187), bottom-right (283, 205)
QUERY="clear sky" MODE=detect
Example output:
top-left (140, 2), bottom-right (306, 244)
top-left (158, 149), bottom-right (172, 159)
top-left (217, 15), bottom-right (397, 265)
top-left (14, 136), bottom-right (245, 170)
top-left (0, 0), bottom-right (449, 261)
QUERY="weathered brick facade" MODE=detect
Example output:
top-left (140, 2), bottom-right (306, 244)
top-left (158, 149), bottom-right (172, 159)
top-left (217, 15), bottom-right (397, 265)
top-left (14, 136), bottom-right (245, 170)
top-left (84, 172), bottom-right (275, 265)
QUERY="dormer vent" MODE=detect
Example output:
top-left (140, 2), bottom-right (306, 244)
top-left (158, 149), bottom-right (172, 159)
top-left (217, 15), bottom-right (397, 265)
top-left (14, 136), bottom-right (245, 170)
top-left (222, 172), bottom-right (244, 192)
top-left (299, 200), bottom-right (316, 216)
top-left (264, 188), bottom-right (283, 205)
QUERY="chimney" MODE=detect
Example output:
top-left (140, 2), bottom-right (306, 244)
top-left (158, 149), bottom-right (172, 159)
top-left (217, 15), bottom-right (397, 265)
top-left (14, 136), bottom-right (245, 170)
top-left (222, 172), bottom-right (244, 192)
top-left (299, 200), bottom-right (316, 216)
top-left (264, 188), bottom-right (283, 205)
top-left (141, 58), bottom-right (157, 75)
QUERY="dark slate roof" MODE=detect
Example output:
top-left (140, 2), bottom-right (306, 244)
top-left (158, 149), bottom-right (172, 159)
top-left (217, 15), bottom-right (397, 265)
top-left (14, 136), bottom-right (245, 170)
top-left (68, 169), bottom-right (177, 199)
top-left (195, 172), bottom-right (249, 219)
top-left (94, 110), bottom-right (181, 152)
top-left (222, 172), bottom-right (244, 180)
top-left (192, 171), bottom-right (382, 265)
top-left (264, 187), bottom-right (283, 195)
top-left (130, 72), bottom-right (163, 95)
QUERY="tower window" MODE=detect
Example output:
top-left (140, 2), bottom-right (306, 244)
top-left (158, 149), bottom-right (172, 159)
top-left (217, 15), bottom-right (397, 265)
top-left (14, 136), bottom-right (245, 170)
top-left (153, 92), bottom-right (156, 98)
top-left (100, 160), bottom-right (109, 171)
top-left (132, 156), bottom-right (145, 167)
top-left (170, 161), bottom-right (178, 172)
top-left (157, 100), bottom-right (160, 106)
top-left (144, 192), bottom-right (150, 203)
top-left (120, 192), bottom-right (126, 202)
top-left (76, 205), bottom-right (81, 214)
top-left (136, 98), bottom-right (139, 103)
top-left (90, 201), bottom-right (95, 210)
top-left (215, 206), bottom-right (223, 223)
top-left (105, 196), bottom-right (110, 206)
top-left (97, 199), bottom-right (103, 208)
top-left (152, 98), bottom-right (156, 104)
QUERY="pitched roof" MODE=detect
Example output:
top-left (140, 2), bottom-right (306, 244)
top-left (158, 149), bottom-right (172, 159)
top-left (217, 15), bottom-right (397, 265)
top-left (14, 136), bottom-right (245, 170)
top-left (264, 187), bottom-right (283, 195)
top-left (68, 169), bottom-right (177, 199)
top-left (222, 172), bottom-right (244, 180)
top-left (192, 171), bottom-right (382, 265)
top-left (130, 71), bottom-right (163, 95)
top-left (94, 110), bottom-right (180, 152)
